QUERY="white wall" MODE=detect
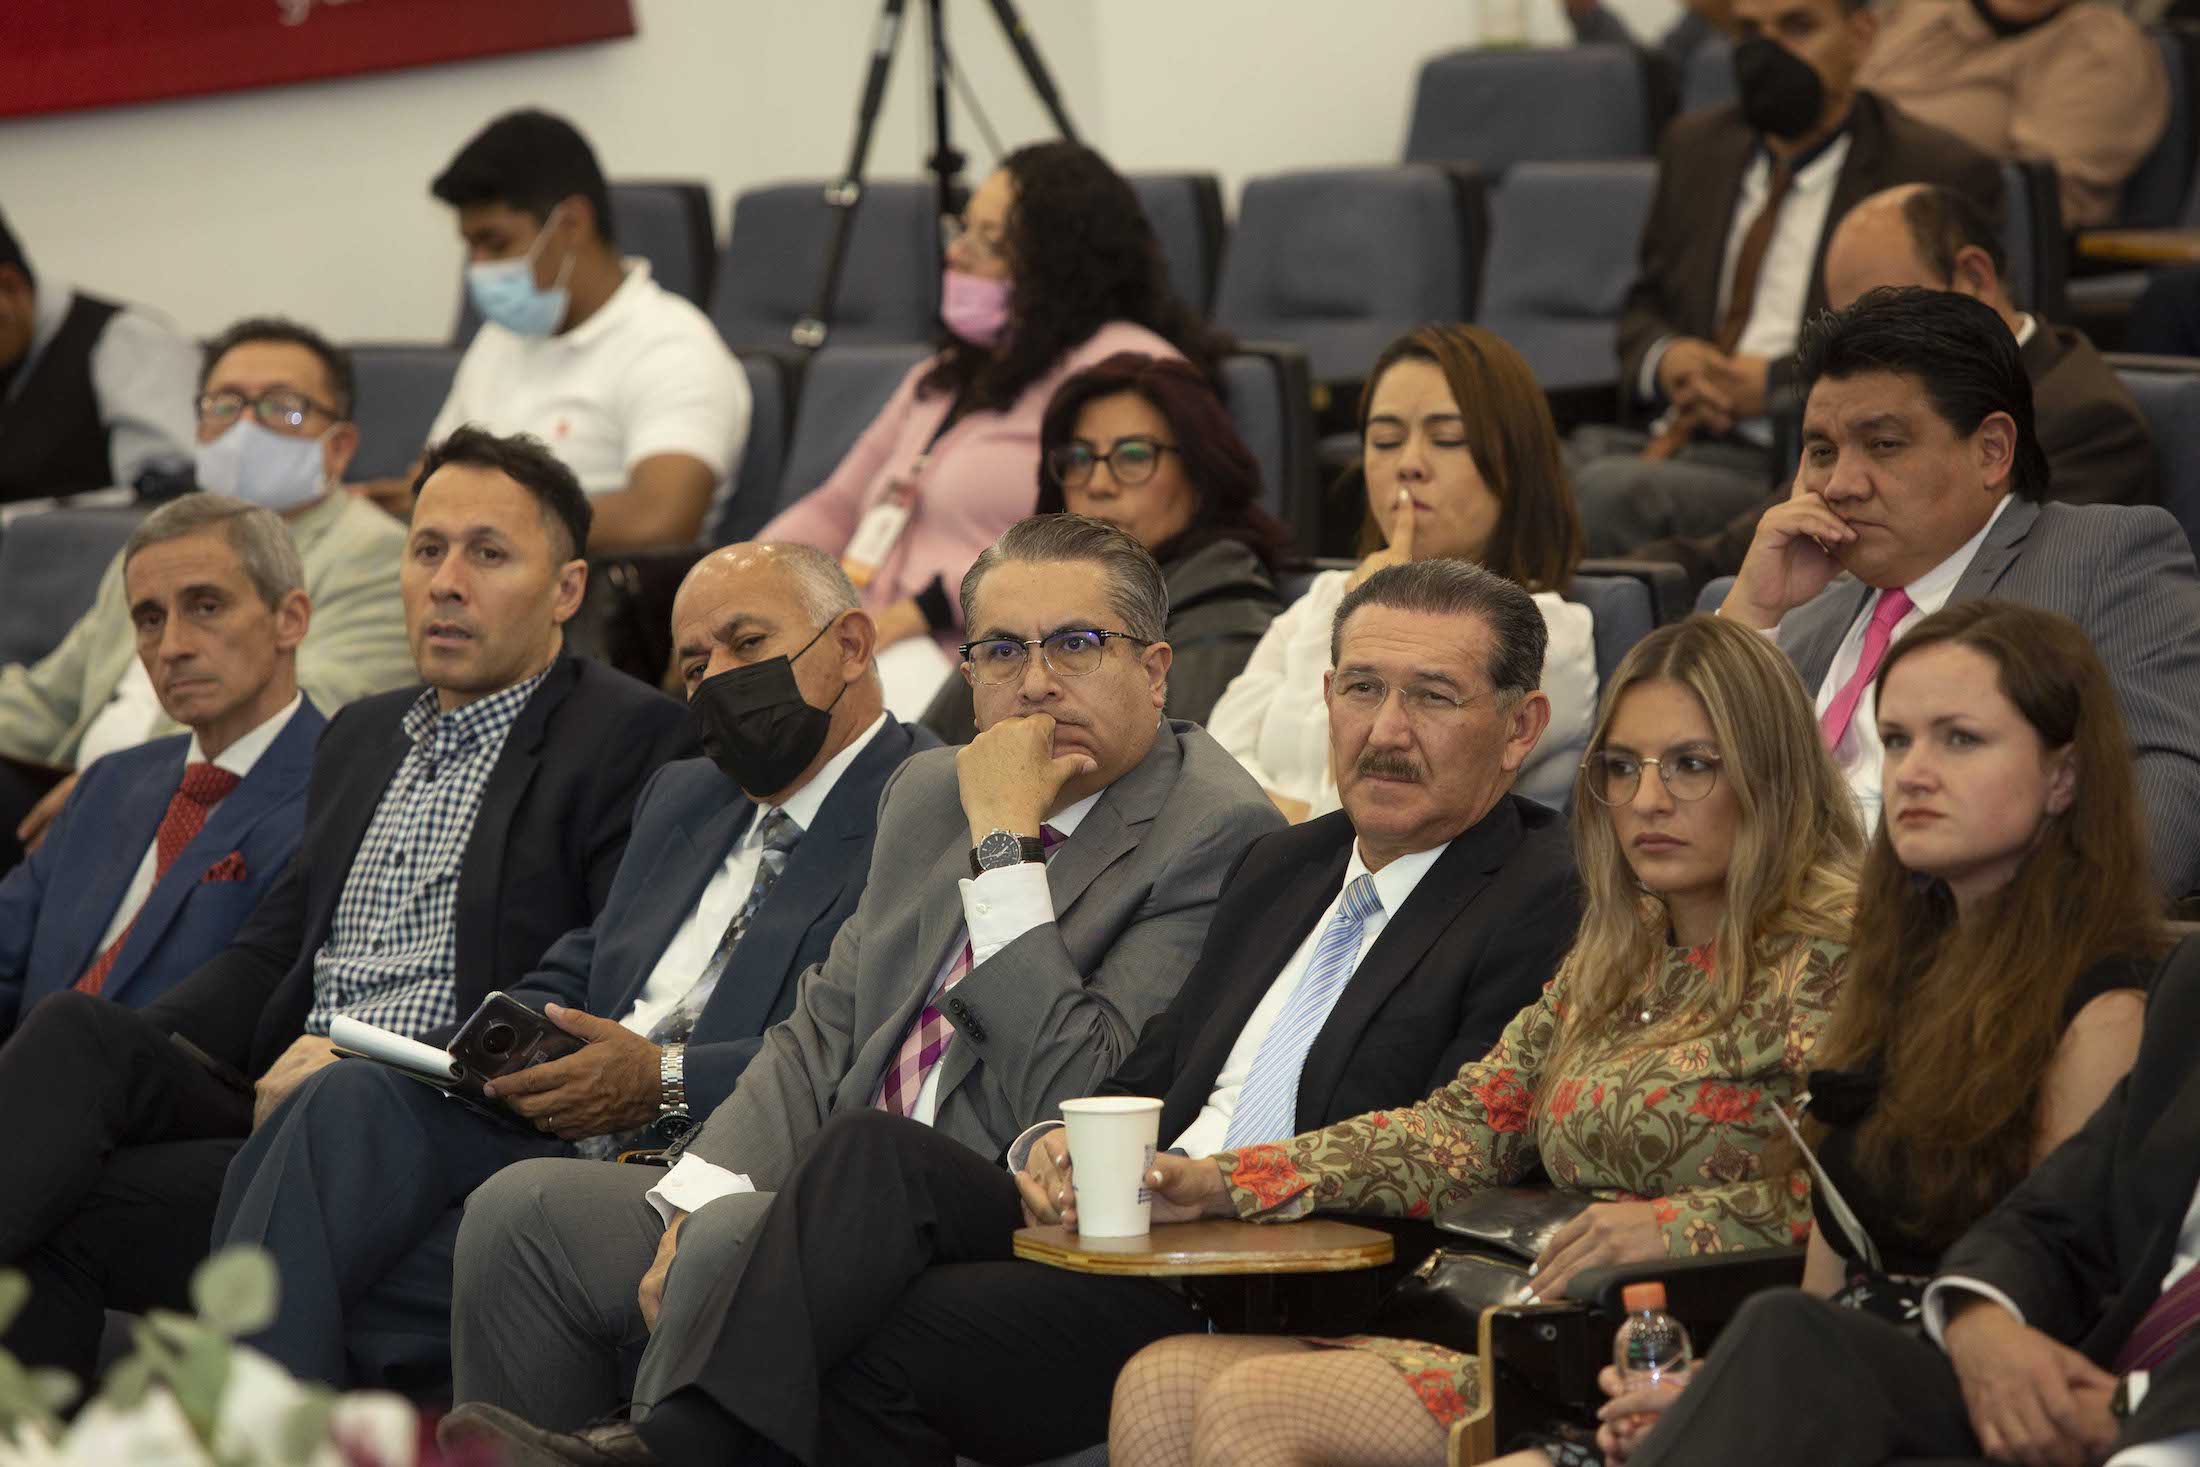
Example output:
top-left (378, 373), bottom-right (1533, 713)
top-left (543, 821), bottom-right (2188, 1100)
top-left (0, 0), bottom-right (1678, 343)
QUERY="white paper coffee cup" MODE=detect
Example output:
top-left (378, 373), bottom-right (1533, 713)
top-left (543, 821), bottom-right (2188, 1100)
top-left (1060, 1096), bottom-right (1164, 1238)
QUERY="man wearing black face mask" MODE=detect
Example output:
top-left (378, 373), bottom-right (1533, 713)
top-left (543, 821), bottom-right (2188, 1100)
top-left (1567, 0), bottom-right (2000, 557)
top-left (206, 541), bottom-right (931, 1390)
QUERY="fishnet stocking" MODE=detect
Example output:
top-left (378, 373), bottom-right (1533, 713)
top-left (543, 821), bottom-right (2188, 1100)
top-left (1111, 1334), bottom-right (1454, 1467)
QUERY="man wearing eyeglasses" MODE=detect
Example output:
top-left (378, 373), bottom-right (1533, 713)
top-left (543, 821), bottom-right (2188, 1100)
top-left (440, 514), bottom-right (1284, 1455)
top-left (443, 555), bottom-right (1581, 1467)
top-left (0, 319), bottom-right (414, 869)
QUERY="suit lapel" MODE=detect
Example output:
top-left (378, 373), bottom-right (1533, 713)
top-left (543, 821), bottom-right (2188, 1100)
top-left (1785, 580), bottom-right (1874, 692)
top-left (53, 749), bottom-right (178, 980)
top-left (603, 790), bottom-right (752, 1018)
top-left (1296, 800), bottom-right (1523, 1128)
top-left (102, 704), bottom-right (326, 1004)
top-left (1949, 497), bottom-right (2037, 604)
top-left (1693, 123), bottom-right (1761, 332)
top-left (454, 661), bottom-right (576, 989)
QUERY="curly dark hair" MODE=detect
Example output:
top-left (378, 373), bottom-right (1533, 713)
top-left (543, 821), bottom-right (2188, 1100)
top-left (1034, 352), bottom-right (1291, 573)
top-left (919, 142), bottom-right (1220, 413)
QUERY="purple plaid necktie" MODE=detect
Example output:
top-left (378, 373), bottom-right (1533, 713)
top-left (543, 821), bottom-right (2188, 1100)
top-left (2118, 1264), bottom-right (2200, 1375)
top-left (873, 824), bottom-right (1061, 1117)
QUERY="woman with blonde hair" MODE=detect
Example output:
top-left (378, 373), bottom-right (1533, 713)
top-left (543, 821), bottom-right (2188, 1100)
top-left (1207, 323), bottom-right (1597, 814)
top-left (1106, 614), bottom-right (1863, 1467)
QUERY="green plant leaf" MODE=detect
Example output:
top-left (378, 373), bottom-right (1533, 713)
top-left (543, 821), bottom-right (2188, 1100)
top-left (191, 1248), bottom-right (280, 1338)
top-left (28, 1367), bottom-right (78, 1415)
top-left (0, 1272), bottom-right (26, 1337)
top-left (100, 1352), bottom-right (155, 1412)
top-left (280, 1389), bottom-right (338, 1461)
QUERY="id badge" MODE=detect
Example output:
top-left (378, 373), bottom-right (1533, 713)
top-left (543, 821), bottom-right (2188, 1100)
top-left (843, 472), bottom-right (920, 589)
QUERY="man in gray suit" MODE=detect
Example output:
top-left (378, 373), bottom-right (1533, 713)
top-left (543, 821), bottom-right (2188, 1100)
top-left (1721, 286), bottom-right (2200, 895)
top-left (444, 514), bottom-right (1284, 1433)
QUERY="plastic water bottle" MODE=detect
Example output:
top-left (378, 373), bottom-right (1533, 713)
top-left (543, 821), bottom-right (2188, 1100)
top-left (1613, 1282), bottom-right (1693, 1390)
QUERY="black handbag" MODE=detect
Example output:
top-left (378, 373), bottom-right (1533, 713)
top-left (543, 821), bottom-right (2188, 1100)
top-left (1373, 1189), bottom-right (1593, 1352)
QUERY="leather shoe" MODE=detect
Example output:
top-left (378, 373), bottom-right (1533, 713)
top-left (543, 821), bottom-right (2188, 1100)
top-left (438, 1402), bottom-right (659, 1466)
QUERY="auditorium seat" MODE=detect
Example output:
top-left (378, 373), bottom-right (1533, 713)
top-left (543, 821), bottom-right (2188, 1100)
top-left (1129, 173), bottom-right (1227, 316)
top-left (710, 180), bottom-right (939, 353)
top-left (1998, 159), bottom-right (2067, 319)
top-left (2069, 29), bottom-right (2200, 320)
top-left (1698, 575), bottom-right (1734, 617)
top-left (2107, 353), bottom-right (2200, 556)
top-left (452, 180), bottom-right (719, 346)
top-left (1218, 343), bottom-right (1321, 553)
top-left (710, 351), bottom-right (796, 546)
top-left (1476, 161), bottom-right (1657, 394)
top-left (1214, 165), bottom-right (1488, 387)
top-left (1568, 572), bottom-right (1655, 686)
top-left (774, 343), bottom-right (932, 518)
top-left (1278, 557), bottom-right (1353, 605)
top-left (344, 345), bottom-right (462, 483)
top-left (1403, 45), bottom-right (1655, 174)
top-left (1679, 36), bottom-right (1736, 115)
top-left (0, 505), bottom-right (150, 666)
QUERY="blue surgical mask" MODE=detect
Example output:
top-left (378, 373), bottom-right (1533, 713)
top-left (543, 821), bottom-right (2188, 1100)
top-left (465, 208), bottom-right (573, 337)
top-left (193, 418), bottom-right (329, 511)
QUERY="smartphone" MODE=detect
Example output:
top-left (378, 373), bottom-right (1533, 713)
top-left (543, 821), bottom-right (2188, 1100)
top-left (448, 992), bottom-right (584, 1081)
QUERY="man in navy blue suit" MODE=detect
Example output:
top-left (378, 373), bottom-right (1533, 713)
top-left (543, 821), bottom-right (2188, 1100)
top-left (212, 540), bottom-right (932, 1391)
top-left (0, 493), bottom-right (324, 1037)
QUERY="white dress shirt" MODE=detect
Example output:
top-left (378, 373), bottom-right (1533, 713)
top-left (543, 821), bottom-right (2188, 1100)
top-left (4, 279), bottom-right (197, 494)
top-left (1923, 1180), bottom-right (2200, 1465)
top-left (1204, 569), bottom-right (1598, 811)
top-left (1638, 134), bottom-right (1854, 444)
top-left (428, 260), bottom-right (751, 535)
top-left (92, 693), bottom-right (305, 953)
top-left (1816, 496), bottom-right (2011, 833)
top-left (647, 784), bottom-right (1105, 1223)
top-left (616, 713), bottom-right (889, 1037)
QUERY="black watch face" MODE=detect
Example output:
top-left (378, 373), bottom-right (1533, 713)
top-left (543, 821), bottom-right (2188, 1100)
top-left (976, 831), bottom-right (1025, 868)
top-left (658, 1112), bottom-right (696, 1142)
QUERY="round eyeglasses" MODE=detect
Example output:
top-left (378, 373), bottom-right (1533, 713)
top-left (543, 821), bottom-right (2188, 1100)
top-left (1048, 438), bottom-right (1179, 489)
top-left (1581, 749), bottom-right (1725, 806)
top-left (197, 388), bottom-right (342, 434)
top-left (958, 628), bottom-right (1153, 685)
top-left (940, 214), bottom-right (1006, 264)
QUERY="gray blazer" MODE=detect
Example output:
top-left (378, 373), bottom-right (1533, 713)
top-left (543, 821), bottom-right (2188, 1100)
top-left (683, 718), bottom-right (1285, 1187)
top-left (1777, 496), bottom-right (2200, 896)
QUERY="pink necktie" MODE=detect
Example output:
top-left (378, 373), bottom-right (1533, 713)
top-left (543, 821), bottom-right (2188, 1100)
top-left (1820, 588), bottom-right (1914, 750)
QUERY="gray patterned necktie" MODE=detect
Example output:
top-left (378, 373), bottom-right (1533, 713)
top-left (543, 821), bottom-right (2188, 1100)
top-left (577, 807), bottom-right (802, 1159)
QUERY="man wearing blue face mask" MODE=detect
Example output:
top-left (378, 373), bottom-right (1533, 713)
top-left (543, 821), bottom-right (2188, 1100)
top-left (208, 541), bottom-right (930, 1390)
top-left (1562, 0), bottom-right (2002, 558)
top-left (0, 318), bottom-right (414, 870)
top-left (351, 110), bottom-right (749, 555)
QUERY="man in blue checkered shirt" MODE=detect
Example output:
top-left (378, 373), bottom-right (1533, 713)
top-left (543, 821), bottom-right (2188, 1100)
top-left (0, 426), bottom-right (689, 1382)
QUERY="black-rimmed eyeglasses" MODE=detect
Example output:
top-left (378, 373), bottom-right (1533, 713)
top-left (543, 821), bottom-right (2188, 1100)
top-left (957, 628), bottom-right (1153, 684)
top-left (196, 388), bottom-right (343, 433)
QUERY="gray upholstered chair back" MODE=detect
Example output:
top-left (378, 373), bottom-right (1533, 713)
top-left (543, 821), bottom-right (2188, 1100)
top-left (1218, 344), bottom-right (1320, 553)
top-left (1567, 572), bottom-right (1654, 686)
top-left (1680, 36), bottom-right (1737, 114)
top-left (710, 180), bottom-right (939, 352)
top-left (344, 345), bottom-right (462, 483)
top-left (1403, 45), bottom-right (1654, 173)
top-left (2109, 354), bottom-right (2200, 558)
top-left (775, 343), bottom-right (933, 517)
top-left (1128, 173), bottom-right (1226, 315)
top-left (2118, 29), bottom-right (2198, 228)
top-left (0, 507), bottom-right (150, 666)
top-left (710, 352), bottom-right (793, 546)
top-left (1477, 161), bottom-right (1657, 393)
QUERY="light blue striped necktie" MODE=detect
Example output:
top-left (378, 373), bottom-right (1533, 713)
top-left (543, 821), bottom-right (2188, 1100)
top-left (1223, 872), bottom-right (1384, 1150)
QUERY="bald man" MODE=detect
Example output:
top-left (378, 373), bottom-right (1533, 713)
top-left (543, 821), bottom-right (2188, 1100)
top-left (208, 543), bottom-right (934, 1390)
top-left (1631, 182), bottom-right (2158, 593)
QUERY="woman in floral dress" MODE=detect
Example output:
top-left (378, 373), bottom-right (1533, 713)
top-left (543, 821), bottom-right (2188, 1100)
top-left (1108, 614), bottom-right (1864, 1467)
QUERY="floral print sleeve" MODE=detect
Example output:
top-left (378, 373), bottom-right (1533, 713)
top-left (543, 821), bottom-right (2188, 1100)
top-left (1217, 958), bottom-right (1578, 1222)
top-left (1218, 935), bottom-right (1851, 1250)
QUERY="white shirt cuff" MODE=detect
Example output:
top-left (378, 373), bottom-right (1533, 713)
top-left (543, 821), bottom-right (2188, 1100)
top-left (1005, 1120), bottom-right (1065, 1173)
top-left (1639, 335), bottom-right (1678, 405)
top-left (1920, 1277), bottom-right (2027, 1349)
top-left (959, 862), bottom-right (1055, 966)
top-left (644, 1153), bottom-right (755, 1227)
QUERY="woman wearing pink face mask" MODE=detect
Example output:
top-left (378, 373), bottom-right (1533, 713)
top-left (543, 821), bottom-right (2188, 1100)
top-left (759, 142), bottom-right (1217, 715)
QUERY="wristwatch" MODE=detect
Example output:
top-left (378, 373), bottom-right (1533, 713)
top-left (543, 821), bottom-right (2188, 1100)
top-left (970, 829), bottom-right (1047, 878)
top-left (656, 1042), bottom-right (693, 1141)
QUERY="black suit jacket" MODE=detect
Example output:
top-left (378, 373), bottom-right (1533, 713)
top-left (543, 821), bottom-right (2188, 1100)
top-left (1631, 321), bottom-right (2162, 594)
top-left (1102, 795), bottom-right (1581, 1147)
top-left (143, 657), bottom-right (692, 1077)
top-left (1618, 90), bottom-right (2002, 415)
top-left (1937, 935), bottom-right (2200, 1440)
top-left (501, 719), bottom-right (934, 1117)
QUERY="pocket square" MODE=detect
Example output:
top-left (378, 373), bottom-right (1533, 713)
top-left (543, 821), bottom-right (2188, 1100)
top-left (200, 852), bottom-right (249, 884)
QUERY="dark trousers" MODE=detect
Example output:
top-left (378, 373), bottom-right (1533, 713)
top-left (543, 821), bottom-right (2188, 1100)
top-left (0, 990), bottom-right (252, 1378)
top-left (0, 757), bottom-right (65, 878)
top-left (636, 1109), bottom-right (1205, 1467)
top-left (212, 1057), bottom-right (566, 1393)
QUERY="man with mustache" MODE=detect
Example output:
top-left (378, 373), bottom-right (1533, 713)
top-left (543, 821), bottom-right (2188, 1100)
top-left (441, 514), bottom-right (1286, 1461)
top-left (446, 557), bottom-right (1580, 1467)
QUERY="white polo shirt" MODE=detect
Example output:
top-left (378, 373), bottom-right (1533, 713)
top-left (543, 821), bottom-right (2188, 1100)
top-left (428, 260), bottom-right (750, 532)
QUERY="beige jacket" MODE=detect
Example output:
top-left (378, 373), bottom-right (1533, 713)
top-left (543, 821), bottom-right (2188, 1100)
top-left (0, 491), bottom-right (413, 768)
top-left (1859, 0), bottom-right (2170, 228)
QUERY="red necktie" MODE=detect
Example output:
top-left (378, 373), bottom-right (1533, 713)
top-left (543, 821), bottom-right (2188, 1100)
top-left (1820, 588), bottom-right (1914, 750)
top-left (2118, 1266), bottom-right (2200, 1376)
top-left (873, 825), bottom-right (1061, 1117)
top-left (75, 763), bottom-right (243, 996)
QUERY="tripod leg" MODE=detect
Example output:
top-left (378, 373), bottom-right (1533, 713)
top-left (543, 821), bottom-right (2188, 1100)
top-left (981, 0), bottom-right (1080, 141)
top-left (798, 0), bottom-right (911, 348)
top-left (923, 0), bottom-right (969, 223)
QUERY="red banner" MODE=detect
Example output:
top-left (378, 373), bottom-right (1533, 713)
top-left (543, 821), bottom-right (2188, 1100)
top-left (0, 0), bottom-right (637, 119)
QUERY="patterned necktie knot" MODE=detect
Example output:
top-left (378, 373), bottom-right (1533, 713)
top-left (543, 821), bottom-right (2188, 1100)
top-left (1040, 823), bottom-right (1064, 852)
top-left (758, 807), bottom-right (801, 856)
top-left (176, 763), bottom-right (242, 806)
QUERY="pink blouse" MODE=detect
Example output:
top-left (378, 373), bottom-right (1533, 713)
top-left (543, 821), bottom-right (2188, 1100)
top-left (760, 321), bottom-right (1182, 644)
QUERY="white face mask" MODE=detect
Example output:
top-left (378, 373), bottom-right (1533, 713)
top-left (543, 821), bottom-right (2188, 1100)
top-left (193, 418), bottom-right (329, 512)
